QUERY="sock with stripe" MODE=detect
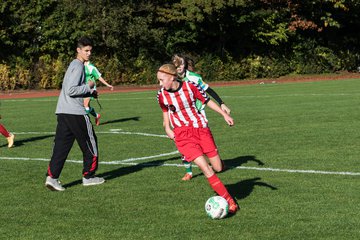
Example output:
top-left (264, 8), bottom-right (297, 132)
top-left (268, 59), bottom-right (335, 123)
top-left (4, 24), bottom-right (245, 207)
top-left (207, 174), bottom-right (232, 202)
top-left (183, 161), bottom-right (193, 175)
top-left (89, 107), bottom-right (97, 118)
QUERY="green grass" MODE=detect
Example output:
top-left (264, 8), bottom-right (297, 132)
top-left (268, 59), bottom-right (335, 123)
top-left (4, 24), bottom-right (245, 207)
top-left (1, 79), bottom-right (360, 239)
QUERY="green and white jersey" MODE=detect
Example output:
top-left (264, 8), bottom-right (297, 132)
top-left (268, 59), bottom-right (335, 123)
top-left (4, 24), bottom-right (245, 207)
top-left (184, 70), bottom-right (209, 91)
top-left (183, 70), bottom-right (209, 111)
top-left (84, 62), bottom-right (101, 90)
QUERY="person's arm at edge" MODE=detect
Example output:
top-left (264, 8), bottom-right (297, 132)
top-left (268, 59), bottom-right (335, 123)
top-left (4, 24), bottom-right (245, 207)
top-left (206, 99), bottom-right (234, 126)
top-left (98, 77), bottom-right (114, 90)
top-left (205, 87), bottom-right (231, 114)
top-left (162, 112), bottom-right (175, 140)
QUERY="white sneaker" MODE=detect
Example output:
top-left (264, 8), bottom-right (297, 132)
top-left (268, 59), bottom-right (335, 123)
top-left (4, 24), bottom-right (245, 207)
top-left (7, 133), bottom-right (14, 148)
top-left (45, 176), bottom-right (65, 191)
top-left (82, 177), bottom-right (105, 186)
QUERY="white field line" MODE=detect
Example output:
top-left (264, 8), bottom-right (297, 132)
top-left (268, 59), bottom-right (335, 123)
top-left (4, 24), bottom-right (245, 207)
top-left (3, 130), bottom-right (360, 176)
top-left (1, 156), bottom-right (360, 176)
top-left (13, 131), bottom-right (168, 138)
top-left (111, 151), bottom-right (179, 163)
top-left (0, 150), bottom-right (179, 164)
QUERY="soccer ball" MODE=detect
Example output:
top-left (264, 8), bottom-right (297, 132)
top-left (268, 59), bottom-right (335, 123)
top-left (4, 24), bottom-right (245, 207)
top-left (205, 196), bottom-right (229, 219)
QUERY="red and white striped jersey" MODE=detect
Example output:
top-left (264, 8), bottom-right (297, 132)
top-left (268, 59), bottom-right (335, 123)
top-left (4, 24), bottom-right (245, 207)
top-left (157, 80), bottom-right (210, 128)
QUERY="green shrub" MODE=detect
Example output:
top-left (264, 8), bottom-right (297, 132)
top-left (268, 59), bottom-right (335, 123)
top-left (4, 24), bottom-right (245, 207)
top-left (91, 54), bottom-right (159, 86)
top-left (189, 53), bottom-right (291, 82)
top-left (0, 63), bottom-right (32, 90)
top-left (290, 39), bottom-right (342, 74)
top-left (32, 55), bottom-right (67, 89)
top-left (90, 55), bottom-right (123, 85)
top-left (0, 64), bottom-right (12, 91)
top-left (195, 54), bottom-right (225, 81)
top-left (221, 61), bottom-right (247, 81)
top-left (338, 50), bottom-right (360, 72)
top-left (13, 65), bottom-right (31, 89)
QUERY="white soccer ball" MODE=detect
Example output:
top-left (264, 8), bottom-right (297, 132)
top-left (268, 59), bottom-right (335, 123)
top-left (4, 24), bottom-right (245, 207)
top-left (205, 196), bottom-right (229, 219)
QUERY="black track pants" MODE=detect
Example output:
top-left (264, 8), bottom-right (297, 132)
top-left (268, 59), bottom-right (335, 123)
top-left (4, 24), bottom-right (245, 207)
top-left (47, 114), bottom-right (98, 179)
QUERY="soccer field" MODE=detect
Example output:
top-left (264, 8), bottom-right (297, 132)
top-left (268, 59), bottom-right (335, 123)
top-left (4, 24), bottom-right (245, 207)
top-left (1, 79), bottom-right (360, 239)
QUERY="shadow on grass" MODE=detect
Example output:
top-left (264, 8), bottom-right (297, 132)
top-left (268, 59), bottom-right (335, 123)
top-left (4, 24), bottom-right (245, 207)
top-left (62, 155), bottom-right (274, 193)
top-left (223, 177), bottom-right (277, 218)
top-left (223, 155), bottom-right (265, 169)
top-left (63, 158), bottom-right (167, 188)
top-left (191, 155), bottom-right (265, 179)
top-left (99, 116), bottom-right (140, 125)
top-left (227, 177), bottom-right (278, 200)
top-left (1, 134), bottom-right (54, 148)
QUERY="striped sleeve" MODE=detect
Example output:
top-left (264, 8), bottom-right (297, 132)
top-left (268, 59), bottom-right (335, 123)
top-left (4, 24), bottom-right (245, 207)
top-left (187, 81), bottom-right (209, 105)
top-left (157, 89), bottom-right (168, 112)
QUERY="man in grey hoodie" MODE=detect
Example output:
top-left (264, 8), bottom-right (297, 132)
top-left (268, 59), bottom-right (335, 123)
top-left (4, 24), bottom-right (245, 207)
top-left (45, 36), bottom-right (105, 191)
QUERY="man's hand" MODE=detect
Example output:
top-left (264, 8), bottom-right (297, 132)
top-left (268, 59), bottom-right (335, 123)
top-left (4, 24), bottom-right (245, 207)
top-left (91, 90), bottom-right (98, 99)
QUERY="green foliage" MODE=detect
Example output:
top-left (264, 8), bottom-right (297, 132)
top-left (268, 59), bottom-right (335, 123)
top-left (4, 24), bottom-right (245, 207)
top-left (254, 12), bottom-right (292, 46)
top-left (0, 64), bottom-right (14, 91)
top-left (240, 55), bottom-right (291, 79)
top-left (195, 54), bottom-right (225, 81)
top-left (0, 0), bottom-right (359, 89)
top-left (290, 39), bottom-right (343, 74)
top-left (338, 50), bottom-right (360, 72)
top-left (33, 55), bottom-right (67, 89)
top-left (12, 63), bottom-right (32, 90)
top-left (126, 51), bottom-right (162, 85)
top-left (91, 56), bottom-right (123, 86)
top-left (0, 59), bottom-right (32, 91)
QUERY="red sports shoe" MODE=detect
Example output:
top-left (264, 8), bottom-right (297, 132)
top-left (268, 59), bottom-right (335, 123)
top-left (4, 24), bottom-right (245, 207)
top-left (228, 198), bottom-right (238, 214)
top-left (95, 114), bottom-right (101, 126)
top-left (181, 173), bottom-right (192, 181)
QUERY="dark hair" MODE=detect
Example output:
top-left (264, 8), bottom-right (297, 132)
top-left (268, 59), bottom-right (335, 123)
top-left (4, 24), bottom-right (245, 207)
top-left (184, 56), bottom-right (195, 71)
top-left (171, 54), bottom-right (187, 69)
top-left (77, 36), bottom-right (93, 48)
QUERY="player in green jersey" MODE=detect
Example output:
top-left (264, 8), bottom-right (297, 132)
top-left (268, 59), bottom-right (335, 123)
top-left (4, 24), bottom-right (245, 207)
top-left (84, 60), bottom-right (114, 126)
top-left (172, 54), bottom-right (231, 180)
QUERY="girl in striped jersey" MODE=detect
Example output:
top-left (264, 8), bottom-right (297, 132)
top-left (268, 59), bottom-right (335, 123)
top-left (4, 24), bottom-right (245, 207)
top-left (156, 63), bottom-right (238, 214)
top-left (172, 54), bottom-right (231, 181)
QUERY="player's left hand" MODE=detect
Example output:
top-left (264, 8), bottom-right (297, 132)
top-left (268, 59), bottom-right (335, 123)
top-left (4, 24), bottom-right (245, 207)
top-left (224, 115), bottom-right (234, 126)
top-left (165, 128), bottom-right (175, 140)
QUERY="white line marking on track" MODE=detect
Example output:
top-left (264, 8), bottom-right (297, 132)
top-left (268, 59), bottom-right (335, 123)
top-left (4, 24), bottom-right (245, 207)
top-left (1, 156), bottom-right (359, 176)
